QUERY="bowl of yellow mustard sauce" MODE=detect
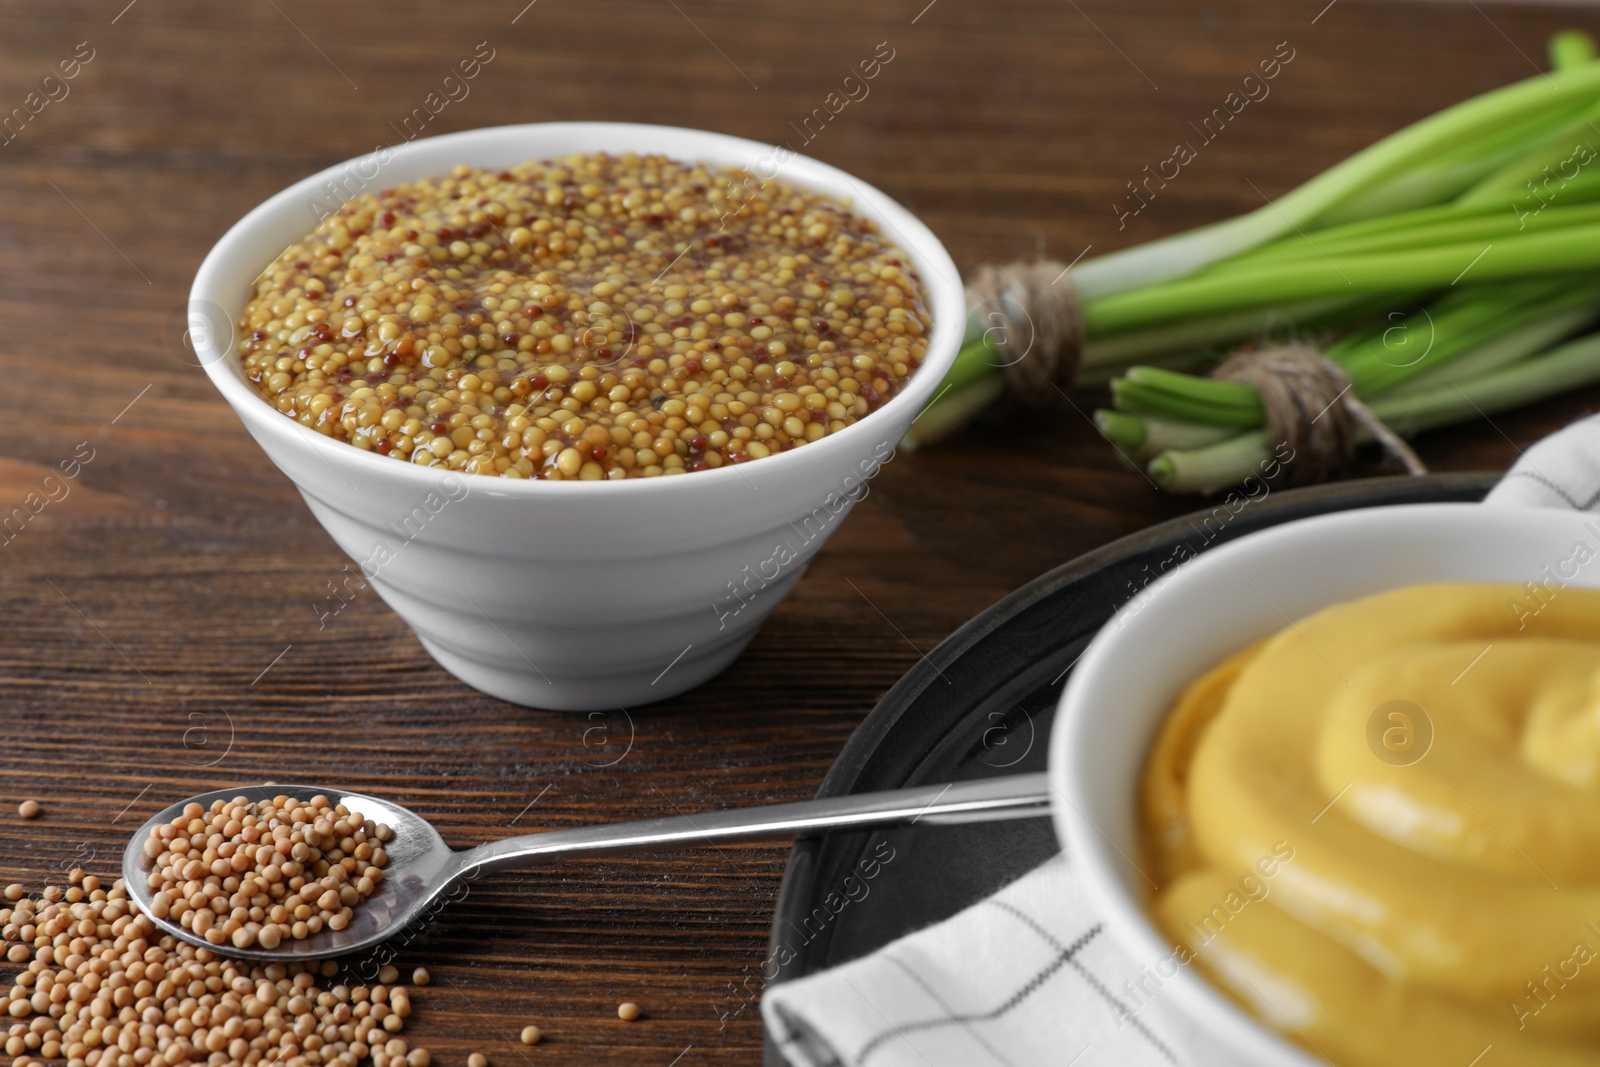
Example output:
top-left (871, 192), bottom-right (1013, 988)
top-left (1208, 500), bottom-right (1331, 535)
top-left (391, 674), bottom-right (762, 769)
top-left (1050, 502), bottom-right (1600, 1067)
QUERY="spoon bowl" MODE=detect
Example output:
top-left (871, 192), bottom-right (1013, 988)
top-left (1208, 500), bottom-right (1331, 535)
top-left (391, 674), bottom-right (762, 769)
top-left (121, 775), bottom-right (1052, 960)
top-left (122, 784), bottom-right (462, 962)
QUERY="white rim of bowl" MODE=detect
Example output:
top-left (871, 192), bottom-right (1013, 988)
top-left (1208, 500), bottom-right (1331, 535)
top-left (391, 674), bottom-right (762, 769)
top-left (189, 121), bottom-right (967, 497)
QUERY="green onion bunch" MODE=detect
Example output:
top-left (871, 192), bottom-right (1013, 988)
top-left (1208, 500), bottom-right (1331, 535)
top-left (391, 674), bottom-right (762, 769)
top-left (910, 32), bottom-right (1600, 493)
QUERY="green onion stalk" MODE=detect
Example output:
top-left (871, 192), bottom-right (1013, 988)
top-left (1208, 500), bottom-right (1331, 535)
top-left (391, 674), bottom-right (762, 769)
top-left (1104, 276), bottom-right (1600, 492)
top-left (905, 30), bottom-right (1600, 492)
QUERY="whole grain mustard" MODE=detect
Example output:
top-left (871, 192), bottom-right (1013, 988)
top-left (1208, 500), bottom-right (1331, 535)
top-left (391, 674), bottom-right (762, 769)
top-left (238, 153), bottom-right (931, 479)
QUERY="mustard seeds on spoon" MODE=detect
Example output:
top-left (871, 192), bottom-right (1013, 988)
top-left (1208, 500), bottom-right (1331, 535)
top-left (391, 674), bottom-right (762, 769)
top-left (140, 794), bottom-right (392, 951)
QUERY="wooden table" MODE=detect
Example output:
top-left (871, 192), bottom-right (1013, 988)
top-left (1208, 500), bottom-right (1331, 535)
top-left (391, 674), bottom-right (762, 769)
top-left (1, 1), bottom-right (1595, 1062)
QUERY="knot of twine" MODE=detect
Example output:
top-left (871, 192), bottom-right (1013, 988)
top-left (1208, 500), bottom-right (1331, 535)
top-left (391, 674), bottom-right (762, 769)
top-left (968, 261), bottom-right (1425, 480)
top-left (965, 260), bottom-right (1084, 405)
top-left (1213, 344), bottom-right (1427, 482)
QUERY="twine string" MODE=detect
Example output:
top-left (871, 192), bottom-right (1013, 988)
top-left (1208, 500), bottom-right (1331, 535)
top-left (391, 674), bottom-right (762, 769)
top-left (1213, 344), bottom-right (1427, 481)
top-left (966, 261), bottom-right (1425, 479)
top-left (965, 260), bottom-right (1083, 405)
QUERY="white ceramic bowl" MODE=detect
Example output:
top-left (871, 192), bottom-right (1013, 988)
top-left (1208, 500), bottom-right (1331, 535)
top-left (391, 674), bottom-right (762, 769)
top-left (189, 123), bottom-right (964, 711)
top-left (1050, 502), bottom-right (1600, 1066)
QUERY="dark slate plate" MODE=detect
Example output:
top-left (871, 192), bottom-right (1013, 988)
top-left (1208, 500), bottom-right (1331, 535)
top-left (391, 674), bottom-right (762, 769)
top-left (760, 471), bottom-right (1497, 1065)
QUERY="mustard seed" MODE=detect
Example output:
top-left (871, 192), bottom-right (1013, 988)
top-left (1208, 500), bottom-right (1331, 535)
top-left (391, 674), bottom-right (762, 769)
top-left (617, 1001), bottom-right (641, 1021)
top-left (0, 874), bottom-right (434, 1067)
top-left (520, 1025), bottom-right (542, 1045)
top-left (143, 793), bottom-right (392, 948)
top-left (412, 966), bottom-right (431, 986)
top-left (379, 964), bottom-right (400, 985)
top-left (238, 153), bottom-right (932, 480)
top-left (469, 1054), bottom-right (489, 1067)
top-left (16, 800), bottom-right (40, 820)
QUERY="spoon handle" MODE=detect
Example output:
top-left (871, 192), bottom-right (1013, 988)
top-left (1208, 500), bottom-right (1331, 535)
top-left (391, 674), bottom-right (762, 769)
top-left (458, 773), bottom-right (1052, 875)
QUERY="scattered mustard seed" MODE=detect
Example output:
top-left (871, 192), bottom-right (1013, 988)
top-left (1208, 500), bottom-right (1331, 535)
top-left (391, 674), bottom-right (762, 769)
top-left (380, 963), bottom-right (401, 985)
top-left (469, 1054), bottom-right (489, 1067)
top-left (1, 885), bottom-right (21, 902)
top-left (520, 1025), bottom-right (542, 1045)
top-left (16, 800), bottom-right (40, 820)
top-left (0, 874), bottom-right (434, 1066)
top-left (142, 793), bottom-right (391, 949)
top-left (617, 1002), bottom-right (641, 1022)
top-left (413, 966), bottom-right (431, 986)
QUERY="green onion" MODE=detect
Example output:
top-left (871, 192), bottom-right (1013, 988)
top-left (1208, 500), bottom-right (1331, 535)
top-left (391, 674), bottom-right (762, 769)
top-left (1095, 410), bottom-right (1237, 462)
top-left (1067, 59), bottom-right (1600, 303)
top-left (912, 31), bottom-right (1600, 492)
top-left (1372, 331), bottom-right (1600, 435)
top-left (1148, 431), bottom-right (1276, 495)
top-left (1101, 272), bottom-right (1600, 437)
top-left (1382, 305), bottom-right (1600, 397)
top-left (899, 372), bottom-right (1007, 453)
top-left (1145, 330), bottom-right (1600, 493)
top-left (1087, 227), bottom-right (1600, 334)
top-left (1080, 294), bottom-right (1390, 370)
top-left (1552, 29), bottom-right (1598, 71)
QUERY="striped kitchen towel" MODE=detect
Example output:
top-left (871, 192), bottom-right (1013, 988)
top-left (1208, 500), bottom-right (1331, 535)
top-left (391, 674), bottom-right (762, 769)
top-left (761, 854), bottom-right (1184, 1067)
top-left (1484, 411), bottom-right (1600, 509)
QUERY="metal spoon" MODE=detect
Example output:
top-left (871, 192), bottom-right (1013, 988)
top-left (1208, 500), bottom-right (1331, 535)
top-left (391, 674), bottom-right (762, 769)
top-left (121, 776), bottom-right (1051, 961)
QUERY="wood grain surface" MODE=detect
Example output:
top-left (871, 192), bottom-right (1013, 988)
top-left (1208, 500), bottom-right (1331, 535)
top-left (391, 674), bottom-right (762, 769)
top-left (1, 1), bottom-right (1597, 1063)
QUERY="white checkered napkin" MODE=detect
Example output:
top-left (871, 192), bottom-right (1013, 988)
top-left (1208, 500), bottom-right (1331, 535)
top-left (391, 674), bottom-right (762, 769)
top-left (762, 855), bottom-right (1183, 1067)
top-left (1485, 411), bottom-right (1600, 510)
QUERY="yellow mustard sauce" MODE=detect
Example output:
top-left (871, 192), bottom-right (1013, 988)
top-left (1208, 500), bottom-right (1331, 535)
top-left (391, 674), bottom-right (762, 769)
top-left (1140, 582), bottom-right (1600, 1066)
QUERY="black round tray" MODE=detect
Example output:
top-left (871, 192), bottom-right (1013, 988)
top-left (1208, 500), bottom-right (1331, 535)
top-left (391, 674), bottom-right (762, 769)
top-left (760, 471), bottom-right (1496, 1065)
